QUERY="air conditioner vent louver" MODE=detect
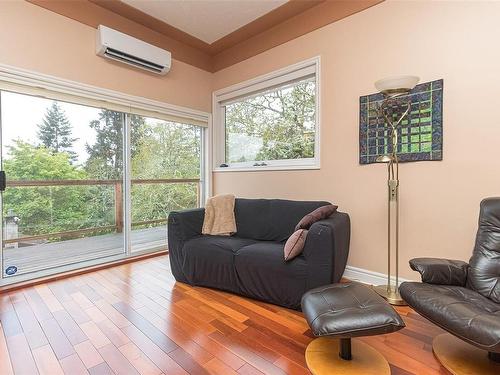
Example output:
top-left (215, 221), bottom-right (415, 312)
top-left (96, 25), bottom-right (171, 75)
top-left (104, 47), bottom-right (164, 74)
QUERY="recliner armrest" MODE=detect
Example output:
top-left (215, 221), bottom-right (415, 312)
top-left (409, 258), bottom-right (468, 286)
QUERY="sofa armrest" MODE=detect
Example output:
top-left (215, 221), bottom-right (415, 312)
top-left (302, 212), bottom-right (350, 287)
top-left (167, 208), bottom-right (205, 283)
top-left (409, 257), bottom-right (468, 286)
top-left (167, 208), bottom-right (205, 248)
top-left (168, 208), bottom-right (205, 243)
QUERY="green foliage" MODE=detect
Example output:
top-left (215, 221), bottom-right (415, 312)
top-left (131, 122), bottom-right (201, 223)
top-left (83, 111), bottom-right (148, 229)
top-left (85, 111), bottom-right (147, 179)
top-left (3, 103), bottom-right (203, 241)
top-left (225, 79), bottom-right (316, 163)
top-left (37, 102), bottom-right (77, 161)
top-left (3, 140), bottom-right (91, 235)
top-left (132, 122), bottom-right (201, 179)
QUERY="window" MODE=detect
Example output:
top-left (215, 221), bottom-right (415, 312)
top-left (213, 57), bottom-right (320, 171)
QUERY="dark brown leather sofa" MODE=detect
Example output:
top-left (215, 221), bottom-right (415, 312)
top-left (399, 197), bottom-right (500, 361)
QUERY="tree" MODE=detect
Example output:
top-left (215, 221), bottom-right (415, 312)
top-left (2, 140), bottom-right (90, 236)
top-left (37, 102), bottom-right (77, 160)
top-left (85, 111), bottom-right (146, 180)
top-left (130, 121), bottom-right (201, 223)
top-left (225, 80), bottom-right (316, 162)
top-left (84, 111), bottom-right (147, 228)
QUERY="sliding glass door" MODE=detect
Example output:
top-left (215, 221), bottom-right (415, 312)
top-left (130, 116), bottom-right (203, 253)
top-left (0, 91), bottom-right (125, 278)
top-left (0, 89), bottom-right (206, 282)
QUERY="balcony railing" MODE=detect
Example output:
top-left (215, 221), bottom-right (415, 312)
top-left (3, 178), bottom-right (201, 245)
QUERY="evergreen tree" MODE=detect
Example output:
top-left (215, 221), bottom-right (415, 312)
top-left (37, 101), bottom-right (77, 160)
top-left (85, 110), bottom-right (146, 180)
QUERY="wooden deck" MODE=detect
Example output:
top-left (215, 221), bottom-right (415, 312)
top-left (3, 226), bottom-right (167, 277)
top-left (0, 255), bottom-right (448, 375)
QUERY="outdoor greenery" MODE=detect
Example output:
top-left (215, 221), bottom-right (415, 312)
top-left (3, 140), bottom-right (89, 235)
top-left (4, 78), bottom-right (314, 240)
top-left (225, 78), bottom-right (316, 163)
top-left (131, 121), bottom-right (201, 223)
top-left (3, 101), bottom-right (201, 240)
top-left (37, 102), bottom-right (78, 161)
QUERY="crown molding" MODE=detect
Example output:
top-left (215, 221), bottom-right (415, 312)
top-left (212, 0), bottom-right (384, 71)
top-left (26, 0), bottom-right (214, 71)
top-left (26, 0), bottom-right (384, 73)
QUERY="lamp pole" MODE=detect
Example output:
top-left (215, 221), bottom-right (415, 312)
top-left (372, 76), bottom-right (418, 306)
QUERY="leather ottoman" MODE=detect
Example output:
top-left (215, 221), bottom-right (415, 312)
top-left (301, 282), bottom-right (405, 375)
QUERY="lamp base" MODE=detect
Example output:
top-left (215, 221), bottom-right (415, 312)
top-left (372, 285), bottom-right (407, 306)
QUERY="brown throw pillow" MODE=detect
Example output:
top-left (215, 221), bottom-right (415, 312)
top-left (295, 204), bottom-right (338, 231)
top-left (284, 229), bottom-right (308, 261)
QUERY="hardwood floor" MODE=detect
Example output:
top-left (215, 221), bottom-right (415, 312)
top-left (0, 255), bottom-right (449, 375)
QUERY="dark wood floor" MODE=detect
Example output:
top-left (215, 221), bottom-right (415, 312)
top-left (0, 255), bottom-right (448, 375)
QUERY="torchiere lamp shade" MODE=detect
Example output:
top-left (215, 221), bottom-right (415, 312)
top-left (374, 75), bottom-right (420, 95)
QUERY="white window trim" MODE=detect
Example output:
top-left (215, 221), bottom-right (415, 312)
top-left (0, 63), bottom-right (210, 126)
top-left (212, 56), bottom-right (321, 172)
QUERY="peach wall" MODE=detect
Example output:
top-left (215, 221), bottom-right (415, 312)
top-left (0, 1), bottom-right (212, 112)
top-left (2, 0), bottom-right (499, 281)
top-left (212, 0), bottom-right (500, 279)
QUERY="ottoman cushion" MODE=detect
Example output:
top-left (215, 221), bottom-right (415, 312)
top-left (301, 282), bottom-right (405, 338)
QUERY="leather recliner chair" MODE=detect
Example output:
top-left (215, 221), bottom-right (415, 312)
top-left (399, 198), bottom-right (500, 372)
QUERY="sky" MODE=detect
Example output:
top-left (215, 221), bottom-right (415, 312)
top-left (1, 91), bottom-right (99, 165)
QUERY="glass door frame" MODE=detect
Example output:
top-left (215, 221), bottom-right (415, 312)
top-left (0, 71), bottom-right (210, 287)
top-left (123, 113), bottom-right (132, 257)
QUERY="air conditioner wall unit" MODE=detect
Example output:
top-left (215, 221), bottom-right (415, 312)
top-left (96, 25), bottom-right (171, 75)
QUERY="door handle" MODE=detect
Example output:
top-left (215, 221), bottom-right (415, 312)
top-left (0, 171), bottom-right (6, 191)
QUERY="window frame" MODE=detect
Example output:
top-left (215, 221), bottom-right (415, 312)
top-left (212, 57), bottom-right (321, 172)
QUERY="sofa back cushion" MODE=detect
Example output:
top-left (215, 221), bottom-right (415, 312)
top-left (234, 198), bottom-right (330, 242)
top-left (467, 197), bottom-right (500, 303)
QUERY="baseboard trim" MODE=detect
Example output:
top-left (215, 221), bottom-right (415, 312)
top-left (343, 265), bottom-right (411, 286)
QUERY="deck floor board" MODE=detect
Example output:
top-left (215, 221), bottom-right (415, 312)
top-left (3, 226), bottom-right (167, 277)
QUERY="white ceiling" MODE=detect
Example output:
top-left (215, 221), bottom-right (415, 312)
top-left (122, 0), bottom-right (288, 44)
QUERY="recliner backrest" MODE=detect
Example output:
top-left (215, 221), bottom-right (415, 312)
top-left (234, 198), bottom-right (330, 242)
top-left (467, 197), bottom-right (500, 303)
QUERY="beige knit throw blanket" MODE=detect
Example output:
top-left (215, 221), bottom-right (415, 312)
top-left (202, 194), bottom-right (236, 236)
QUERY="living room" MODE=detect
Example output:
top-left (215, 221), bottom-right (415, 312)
top-left (0, 1), bottom-right (498, 374)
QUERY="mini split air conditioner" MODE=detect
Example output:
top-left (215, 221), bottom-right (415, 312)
top-left (96, 25), bottom-right (171, 75)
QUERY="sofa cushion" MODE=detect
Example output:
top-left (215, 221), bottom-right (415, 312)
top-left (234, 198), bottom-right (330, 242)
top-left (295, 204), bottom-right (338, 231)
top-left (234, 241), bottom-right (308, 309)
top-left (182, 236), bottom-right (257, 292)
top-left (284, 229), bottom-right (308, 261)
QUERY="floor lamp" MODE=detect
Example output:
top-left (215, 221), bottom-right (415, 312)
top-left (372, 75), bottom-right (419, 306)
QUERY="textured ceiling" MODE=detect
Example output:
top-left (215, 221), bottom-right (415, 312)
top-left (121, 0), bottom-right (288, 44)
